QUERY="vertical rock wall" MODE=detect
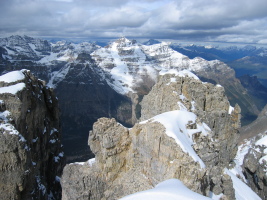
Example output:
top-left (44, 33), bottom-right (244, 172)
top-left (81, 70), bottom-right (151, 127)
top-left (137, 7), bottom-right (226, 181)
top-left (0, 70), bottom-right (64, 199)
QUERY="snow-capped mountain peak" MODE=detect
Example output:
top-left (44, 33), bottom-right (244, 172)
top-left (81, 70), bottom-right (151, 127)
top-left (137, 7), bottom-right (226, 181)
top-left (91, 38), bottom-right (223, 95)
top-left (0, 35), bottom-right (100, 64)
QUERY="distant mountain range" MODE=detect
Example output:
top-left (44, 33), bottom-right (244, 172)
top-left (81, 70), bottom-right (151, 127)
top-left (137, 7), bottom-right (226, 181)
top-left (168, 42), bottom-right (267, 87)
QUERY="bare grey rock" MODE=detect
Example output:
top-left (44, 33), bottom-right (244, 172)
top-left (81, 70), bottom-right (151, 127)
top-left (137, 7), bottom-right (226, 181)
top-left (238, 133), bottom-right (267, 199)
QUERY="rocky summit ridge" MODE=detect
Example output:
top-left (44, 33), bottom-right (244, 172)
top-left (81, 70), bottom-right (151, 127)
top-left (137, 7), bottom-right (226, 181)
top-left (0, 70), bottom-right (64, 200)
top-left (61, 71), bottom-right (257, 200)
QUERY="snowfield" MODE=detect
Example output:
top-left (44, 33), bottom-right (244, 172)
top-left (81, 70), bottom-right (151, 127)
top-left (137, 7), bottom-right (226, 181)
top-left (119, 179), bottom-right (212, 200)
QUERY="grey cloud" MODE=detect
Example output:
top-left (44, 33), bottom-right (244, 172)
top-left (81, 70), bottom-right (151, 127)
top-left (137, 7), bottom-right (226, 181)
top-left (0, 0), bottom-right (266, 45)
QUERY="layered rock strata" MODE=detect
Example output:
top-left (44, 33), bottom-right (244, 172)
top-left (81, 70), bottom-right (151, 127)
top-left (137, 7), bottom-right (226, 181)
top-left (0, 70), bottom-right (64, 200)
top-left (62, 71), bottom-right (241, 200)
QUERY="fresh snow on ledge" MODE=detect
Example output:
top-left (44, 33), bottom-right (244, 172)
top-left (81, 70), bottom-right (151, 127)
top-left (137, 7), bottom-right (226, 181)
top-left (119, 179), bottom-right (212, 200)
top-left (0, 83), bottom-right (26, 94)
top-left (70, 157), bottom-right (96, 167)
top-left (255, 134), bottom-right (267, 165)
top-left (0, 70), bottom-right (25, 83)
top-left (159, 69), bottom-right (199, 80)
top-left (141, 110), bottom-right (210, 168)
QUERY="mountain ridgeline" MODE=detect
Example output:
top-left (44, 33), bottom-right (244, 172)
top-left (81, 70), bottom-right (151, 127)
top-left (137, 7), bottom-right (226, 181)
top-left (0, 35), bottom-right (266, 162)
top-left (169, 43), bottom-right (267, 89)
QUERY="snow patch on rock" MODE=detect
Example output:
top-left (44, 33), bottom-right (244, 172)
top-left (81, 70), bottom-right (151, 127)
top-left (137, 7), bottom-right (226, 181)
top-left (141, 110), bottom-right (210, 168)
top-left (0, 70), bottom-right (25, 83)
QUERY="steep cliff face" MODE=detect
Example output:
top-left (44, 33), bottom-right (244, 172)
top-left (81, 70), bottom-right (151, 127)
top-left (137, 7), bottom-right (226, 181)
top-left (0, 70), bottom-right (64, 199)
top-left (61, 71), bottom-right (242, 200)
top-left (239, 104), bottom-right (267, 142)
top-left (234, 105), bottom-right (267, 200)
top-left (0, 35), bottom-right (51, 61)
top-left (233, 133), bottom-right (267, 200)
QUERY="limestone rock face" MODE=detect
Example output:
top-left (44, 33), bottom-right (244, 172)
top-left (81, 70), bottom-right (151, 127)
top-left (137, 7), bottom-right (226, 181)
top-left (61, 72), bottom-right (241, 200)
top-left (140, 73), bottom-right (241, 166)
top-left (0, 70), bottom-right (64, 200)
top-left (194, 63), bottom-right (257, 126)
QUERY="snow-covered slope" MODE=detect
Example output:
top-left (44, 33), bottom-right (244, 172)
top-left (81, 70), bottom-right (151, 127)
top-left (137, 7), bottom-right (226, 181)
top-left (39, 41), bottom-right (99, 64)
top-left (224, 169), bottom-right (261, 200)
top-left (119, 179), bottom-right (212, 200)
top-left (91, 37), bottom-right (158, 94)
top-left (123, 176), bottom-right (261, 200)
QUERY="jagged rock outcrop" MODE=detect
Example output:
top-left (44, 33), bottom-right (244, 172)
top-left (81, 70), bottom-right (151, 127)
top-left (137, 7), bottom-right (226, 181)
top-left (61, 71), bottom-right (241, 200)
top-left (243, 140), bottom-right (267, 199)
top-left (234, 133), bottom-right (267, 200)
top-left (194, 61), bottom-right (258, 126)
top-left (140, 71), bottom-right (241, 165)
top-left (235, 105), bottom-right (267, 199)
top-left (0, 70), bottom-right (64, 199)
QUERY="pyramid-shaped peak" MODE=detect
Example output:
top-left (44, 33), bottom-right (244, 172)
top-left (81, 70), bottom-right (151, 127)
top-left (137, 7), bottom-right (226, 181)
top-left (143, 39), bottom-right (161, 45)
top-left (114, 37), bottom-right (137, 46)
top-left (117, 36), bottom-right (130, 42)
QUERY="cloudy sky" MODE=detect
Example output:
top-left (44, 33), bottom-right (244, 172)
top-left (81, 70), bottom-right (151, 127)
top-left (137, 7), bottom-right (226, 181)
top-left (0, 0), bottom-right (267, 44)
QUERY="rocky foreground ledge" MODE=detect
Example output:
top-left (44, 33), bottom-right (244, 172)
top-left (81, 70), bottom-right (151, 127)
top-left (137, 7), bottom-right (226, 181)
top-left (0, 70), bottom-right (64, 200)
top-left (61, 70), bottom-right (263, 200)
